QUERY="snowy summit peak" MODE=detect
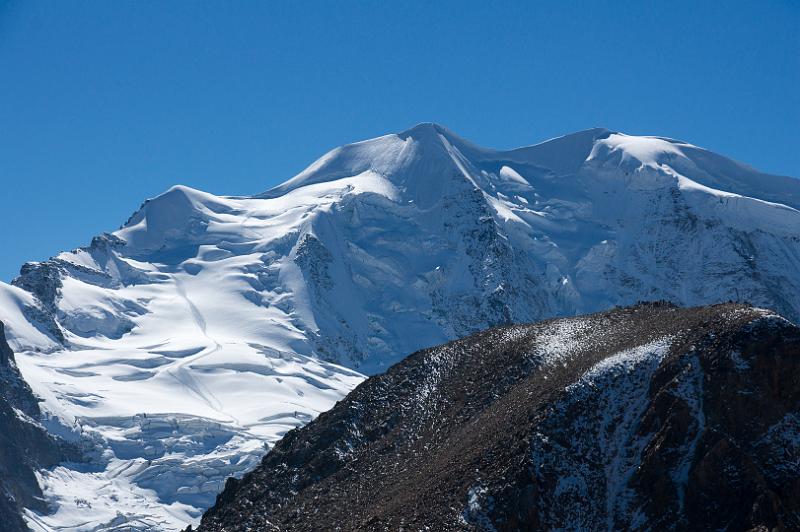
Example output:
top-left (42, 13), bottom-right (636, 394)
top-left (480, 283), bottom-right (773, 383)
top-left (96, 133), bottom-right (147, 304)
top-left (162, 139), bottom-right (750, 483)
top-left (396, 122), bottom-right (476, 149)
top-left (119, 124), bottom-right (800, 255)
top-left (257, 122), bottom-right (482, 199)
top-left (398, 121), bottom-right (449, 138)
top-left (117, 184), bottom-right (235, 254)
top-left (260, 124), bottom-right (659, 200)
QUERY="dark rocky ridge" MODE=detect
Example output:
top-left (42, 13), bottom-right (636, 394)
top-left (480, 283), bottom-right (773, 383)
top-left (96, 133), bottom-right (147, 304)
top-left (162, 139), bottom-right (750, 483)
top-left (0, 321), bottom-right (69, 532)
top-left (194, 303), bottom-right (800, 531)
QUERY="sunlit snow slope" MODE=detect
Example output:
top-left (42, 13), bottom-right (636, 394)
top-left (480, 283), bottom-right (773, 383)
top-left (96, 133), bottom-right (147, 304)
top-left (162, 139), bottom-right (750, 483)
top-left (1, 123), bottom-right (799, 530)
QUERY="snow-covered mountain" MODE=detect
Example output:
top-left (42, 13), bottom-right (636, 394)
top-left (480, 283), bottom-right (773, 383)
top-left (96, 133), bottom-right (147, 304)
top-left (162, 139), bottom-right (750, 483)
top-left (1, 123), bottom-right (799, 530)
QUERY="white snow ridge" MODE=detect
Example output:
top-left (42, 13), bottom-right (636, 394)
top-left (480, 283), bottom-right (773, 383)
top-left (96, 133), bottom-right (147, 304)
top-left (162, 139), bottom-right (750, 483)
top-left (1, 123), bottom-right (799, 530)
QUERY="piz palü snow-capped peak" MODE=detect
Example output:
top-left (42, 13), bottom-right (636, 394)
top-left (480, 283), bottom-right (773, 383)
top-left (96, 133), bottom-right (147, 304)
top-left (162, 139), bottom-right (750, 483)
top-left (0, 124), bottom-right (798, 530)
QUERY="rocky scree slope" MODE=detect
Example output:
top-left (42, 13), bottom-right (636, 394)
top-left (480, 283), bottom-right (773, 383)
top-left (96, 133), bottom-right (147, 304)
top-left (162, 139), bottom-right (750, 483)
top-left (0, 124), bottom-right (799, 529)
top-left (196, 303), bottom-right (800, 532)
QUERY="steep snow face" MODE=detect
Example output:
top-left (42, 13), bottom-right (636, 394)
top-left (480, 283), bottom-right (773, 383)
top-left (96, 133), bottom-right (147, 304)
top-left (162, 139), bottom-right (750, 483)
top-left (1, 124), bottom-right (799, 530)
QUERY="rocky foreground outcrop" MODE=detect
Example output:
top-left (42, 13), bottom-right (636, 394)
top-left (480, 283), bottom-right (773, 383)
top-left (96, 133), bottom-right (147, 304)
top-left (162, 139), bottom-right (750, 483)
top-left (0, 321), bottom-right (67, 532)
top-left (195, 303), bottom-right (800, 531)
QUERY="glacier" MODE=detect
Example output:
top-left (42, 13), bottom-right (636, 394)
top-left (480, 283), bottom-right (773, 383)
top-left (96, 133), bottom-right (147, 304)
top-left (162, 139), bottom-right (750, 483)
top-left (1, 123), bottom-right (799, 530)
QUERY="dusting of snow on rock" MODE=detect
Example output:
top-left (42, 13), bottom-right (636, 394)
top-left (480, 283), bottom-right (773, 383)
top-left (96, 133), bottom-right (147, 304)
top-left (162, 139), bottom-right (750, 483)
top-left (531, 317), bottom-right (592, 367)
top-left (755, 412), bottom-right (800, 478)
top-left (531, 337), bottom-right (673, 529)
top-left (461, 485), bottom-right (496, 532)
top-left (668, 354), bottom-right (705, 519)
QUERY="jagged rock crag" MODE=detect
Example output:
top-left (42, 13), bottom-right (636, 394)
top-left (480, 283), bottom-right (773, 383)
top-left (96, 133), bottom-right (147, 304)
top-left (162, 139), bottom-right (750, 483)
top-left (195, 303), bottom-right (800, 531)
top-left (0, 321), bottom-right (68, 532)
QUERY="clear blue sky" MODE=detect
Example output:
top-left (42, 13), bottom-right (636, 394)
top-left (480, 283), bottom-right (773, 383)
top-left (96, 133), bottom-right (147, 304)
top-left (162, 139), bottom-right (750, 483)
top-left (1, 1), bottom-right (798, 281)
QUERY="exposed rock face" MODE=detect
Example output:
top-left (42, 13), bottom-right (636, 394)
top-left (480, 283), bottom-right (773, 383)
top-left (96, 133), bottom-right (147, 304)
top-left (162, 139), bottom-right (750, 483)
top-left (195, 303), bottom-right (800, 531)
top-left (0, 321), bottom-right (66, 532)
top-left (0, 321), bottom-right (12, 366)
